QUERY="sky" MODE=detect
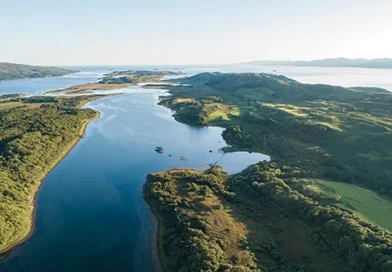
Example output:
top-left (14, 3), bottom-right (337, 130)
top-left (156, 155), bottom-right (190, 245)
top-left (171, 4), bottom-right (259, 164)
top-left (1, 0), bottom-right (392, 65)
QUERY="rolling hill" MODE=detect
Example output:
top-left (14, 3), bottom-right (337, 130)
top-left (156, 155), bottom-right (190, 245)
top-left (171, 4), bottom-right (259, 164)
top-left (0, 62), bottom-right (75, 81)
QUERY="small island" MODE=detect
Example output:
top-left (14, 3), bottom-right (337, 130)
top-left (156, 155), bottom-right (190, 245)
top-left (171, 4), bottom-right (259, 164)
top-left (155, 146), bottom-right (164, 154)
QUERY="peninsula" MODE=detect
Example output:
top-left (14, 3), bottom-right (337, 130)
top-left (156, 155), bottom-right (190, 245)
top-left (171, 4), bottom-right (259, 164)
top-left (0, 62), bottom-right (75, 81)
top-left (146, 72), bottom-right (392, 271)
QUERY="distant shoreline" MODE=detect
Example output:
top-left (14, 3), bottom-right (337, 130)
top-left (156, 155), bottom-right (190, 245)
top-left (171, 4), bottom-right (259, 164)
top-left (0, 62), bottom-right (76, 82)
top-left (242, 58), bottom-right (392, 70)
top-left (0, 72), bottom-right (76, 82)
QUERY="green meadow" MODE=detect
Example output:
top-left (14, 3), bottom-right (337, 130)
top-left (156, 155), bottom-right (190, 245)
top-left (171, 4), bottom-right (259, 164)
top-left (309, 179), bottom-right (392, 231)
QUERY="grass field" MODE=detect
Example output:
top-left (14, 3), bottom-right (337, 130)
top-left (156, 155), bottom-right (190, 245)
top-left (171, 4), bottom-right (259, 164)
top-left (204, 103), bottom-right (240, 122)
top-left (308, 179), bottom-right (392, 231)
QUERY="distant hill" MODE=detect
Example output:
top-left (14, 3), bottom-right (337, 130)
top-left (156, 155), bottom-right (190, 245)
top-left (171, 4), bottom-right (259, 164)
top-left (179, 72), bottom-right (391, 101)
top-left (244, 58), bottom-right (392, 69)
top-left (349, 86), bottom-right (391, 94)
top-left (0, 62), bottom-right (76, 81)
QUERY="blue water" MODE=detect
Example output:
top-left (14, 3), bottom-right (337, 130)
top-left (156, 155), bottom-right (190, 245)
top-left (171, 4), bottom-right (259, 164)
top-left (0, 86), bottom-right (268, 271)
top-left (0, 71), bottom-right (106, 95)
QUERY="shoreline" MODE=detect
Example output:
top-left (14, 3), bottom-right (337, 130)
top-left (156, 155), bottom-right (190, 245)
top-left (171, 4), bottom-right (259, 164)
top-left (0, 111), bottom-right (100, 259)
top-left (142, 185), bottom-right (166, 272)
top-left (146, 197), bottom-right (165, 272)
top-left (144, 92), bottom-right (234, 272)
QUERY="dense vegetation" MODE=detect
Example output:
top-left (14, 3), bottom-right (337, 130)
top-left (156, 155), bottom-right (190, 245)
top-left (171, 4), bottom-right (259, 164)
top-left (146, 163), bottom-right (392, 271)
top-left (236, 162), bottom-right (392, 272)
top-left (0, 95), bottom-right (101, 253)
top-left (160, 73), bottom-right (392, 195)
top-left (146, 167), bottom-right (345, 272)
top-left (0, 62), bottom-right (75, 81)
top-left (148, 72), bottom-right (392, 271)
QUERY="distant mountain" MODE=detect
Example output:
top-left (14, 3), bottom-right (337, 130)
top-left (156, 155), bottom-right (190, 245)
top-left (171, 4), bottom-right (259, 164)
top-left (349, 87), bottom-right (391, 94)
top-left (0, 62), bottom-right (76, 81)
top-left (244, 58), bottom-right (392, 69)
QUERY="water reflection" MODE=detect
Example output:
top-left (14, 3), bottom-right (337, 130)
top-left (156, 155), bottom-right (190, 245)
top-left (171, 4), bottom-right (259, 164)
top-left (0, 87), bottom-right (268, 272)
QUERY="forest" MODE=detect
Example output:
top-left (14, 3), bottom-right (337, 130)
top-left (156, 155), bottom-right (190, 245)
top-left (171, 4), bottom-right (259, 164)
top-left (147, 72), bottom-right (392, 271)
top-left (145, 163), bottom-right (392, 271)
top-left (0, 95), bottom-right (101, 253)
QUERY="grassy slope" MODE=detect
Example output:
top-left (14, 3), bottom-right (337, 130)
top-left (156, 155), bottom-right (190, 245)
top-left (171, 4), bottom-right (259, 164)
top-left (0, 62), bottom-right (75, 81)
top-left (0, 95), bottom-right (104, 254)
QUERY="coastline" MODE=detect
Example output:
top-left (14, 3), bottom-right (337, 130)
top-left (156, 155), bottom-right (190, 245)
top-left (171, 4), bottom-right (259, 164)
top-left (0, 111), bottom-right (100, 258)
top-left (146, 197), bottom-right (165, 272)
top-left (144, 168), bottom-right (212, 272)
top-left (144, 90), bottom-right (229, 272)
top-left (143, 185), bottom-right (166, 272)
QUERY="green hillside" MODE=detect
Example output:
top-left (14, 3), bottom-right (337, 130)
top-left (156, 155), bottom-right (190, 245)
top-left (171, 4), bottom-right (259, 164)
top-left (0, 62), bottom-right (75, 81)
top-left (160, 72), bottom-right (392, 195)
top-left (146, 72), bottom-right (392, 271)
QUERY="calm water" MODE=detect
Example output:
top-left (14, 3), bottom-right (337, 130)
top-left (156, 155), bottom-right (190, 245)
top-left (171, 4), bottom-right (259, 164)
top-left (0, 87), bottom-right (268, 271)
top-left (0, 71), bottom-right (106, 95)
top-left (0, 65), bottom-right (391, 271)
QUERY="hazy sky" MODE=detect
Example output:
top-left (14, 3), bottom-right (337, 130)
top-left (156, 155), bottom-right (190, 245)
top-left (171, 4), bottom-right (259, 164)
top-left (1, 0), bottom-right (391, 65)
